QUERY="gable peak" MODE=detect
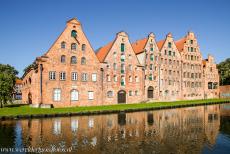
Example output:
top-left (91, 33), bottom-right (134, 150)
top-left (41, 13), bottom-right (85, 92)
top-left (66, 17), bottom-right (81, 26)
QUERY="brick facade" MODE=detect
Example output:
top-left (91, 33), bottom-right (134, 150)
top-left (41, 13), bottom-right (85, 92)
top-left (21, 18), bottom-right (220, 107)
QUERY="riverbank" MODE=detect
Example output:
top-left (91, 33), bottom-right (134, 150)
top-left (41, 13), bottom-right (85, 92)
top-left (0, 98), bottom-right (230, 120)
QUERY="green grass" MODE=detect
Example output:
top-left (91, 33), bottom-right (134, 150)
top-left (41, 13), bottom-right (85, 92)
top-left (0, 98), bottom-right (230, 117)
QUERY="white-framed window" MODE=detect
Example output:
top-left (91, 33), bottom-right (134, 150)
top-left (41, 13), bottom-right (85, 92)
top-left (88, 91), bottom-right (94, 100)
top-left (113, 63), bottom-right (117, 70)
top-left (107, 75), bottom-right (111, 81)
top-left (92, 73), bottom-right (97, 82)
top-left (107, 91), bottom-right (113, 98)
top-left (135, 90), bottom-right (138, 96)
top-left (60, 72), bottom-right (66, 80)
top-left (81, 73), bottom-right (88, 81)
top-left (129, 91), bottom-right (132, 96)
top-left (71, 89), bottom-right (79, 101)
top-left (135, 76), bottom-right (139, 82)
top-left (53, 89), bottom-right (61, 101)
top-left (72, 72), bottom-right (77, 81)
top-left (128, 64), bottom-right (132, 71)
top-left (82, 44), bottom-right (86, 51)
top-left (71, 43), bottom-right (77, 50)
top-left (49, 71), bottom-right (56, 80)
top-left (88, 118), bottom-right (94, 128)
top-left (61, 42), bottom-right (66, 49)
top-left (114, 75), bottom-right (117, 82)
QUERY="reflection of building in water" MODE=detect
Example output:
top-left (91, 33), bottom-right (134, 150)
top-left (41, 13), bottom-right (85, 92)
top-left (19, 105), bottom-right (221, 153)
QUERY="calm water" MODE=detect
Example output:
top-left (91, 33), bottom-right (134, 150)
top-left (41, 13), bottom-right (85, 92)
top-left (1, 104), bottom-right (230, 154)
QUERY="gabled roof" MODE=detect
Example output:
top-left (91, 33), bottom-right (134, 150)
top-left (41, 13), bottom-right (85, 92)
top-left (96, 41), bottom-right (114, 62)
top-left (132, 38), bottom-right (148, 54)
top-left (175, 37), bottom-right (186, 52)
top-left (156, 40), bottom-right (165, 50)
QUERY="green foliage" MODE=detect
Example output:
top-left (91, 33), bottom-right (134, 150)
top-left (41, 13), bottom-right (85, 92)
top-left (23, 62), bottom-right (36, 73)
top-left (0, 64), bottom-right (18, 108)
top-left (217, 58), bottom-right (230, 85)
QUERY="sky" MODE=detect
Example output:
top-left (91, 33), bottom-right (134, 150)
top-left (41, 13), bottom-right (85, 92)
top-left (0, 0), bottom-right (230, 77)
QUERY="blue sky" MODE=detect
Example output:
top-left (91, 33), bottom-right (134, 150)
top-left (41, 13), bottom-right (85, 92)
top-left (0, 0), bottom-right (230, 77)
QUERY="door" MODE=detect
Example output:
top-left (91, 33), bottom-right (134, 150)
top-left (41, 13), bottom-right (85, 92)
top-left (147, 86), bottom-right (154, 98)
top-left (118, 90), bottom-right (126, 104)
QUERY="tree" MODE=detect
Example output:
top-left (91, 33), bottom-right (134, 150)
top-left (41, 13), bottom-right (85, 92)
top-left (0, 64), bottom-right (18, 108)
top-left (217, 58), bottom-right (230, 86)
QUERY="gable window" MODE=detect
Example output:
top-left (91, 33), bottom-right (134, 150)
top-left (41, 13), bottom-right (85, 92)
top-left (168, 42), bottom-right (172, 48)
top-left (71, 56), bottom-right (77, 64)
top-left (129, 76), bottom-right (132, 82)
top-left (71, 30), bottom-right (77, 38)
top-left (135, 76), bottom-right (139, 82)
top-left (82, 44), bottom-right (86, 51)
top-left (92, 73), bottom-right (97, 82)
top-left (149, 74), bottom-right (153, 81)
top-left (121, 76), bottom-right (125, 86)
top-left (150, 44), bottom-right (154, 51)
top-left (71, 43), bottom-right (77, 50)
top-left (61, 42), bottom-right (66, 49)
top-left (129, 91), bottom-right (132, 96)
top-left (81, 73), bottom-right (88, 81)
top-left (71, 90), bottom-right (79, 101)
top-left (191, 47), bottom-right (194, 52)
top-left (121, 64), bottom-right (125, 74)
top-left (72, 72), bottom-right (77, 81)
top-left (128, 64), bottom-right (132, 71)
top-left (88, 91), bottom-right (94, 100)
top-left (150, 54), bottom-right (154, 61)
top-left (150, 64), bottom-right (153, 70)
top-left (107, 91), bottom-right (113, 98)
top-left (60, 72), bottom-right (66, 80)
top-left (121, 43), bottom-right (125, 52)
top-left (173, 52), bottom-right (175, 56)
top-left (107, 75), bottom-right (111, 81)
top-left (61, 55), bottom-right (66, 63)
top-left (190, 40), bottom-right (193, 44)
top-left (53, 89), bottom-right (61, 101)
top-left (121, 54), bottom-right (125, 62)
top-left (168, 51), bottom-right (172, 56)
top-left (113, 63), bottom-right (117, 70)
top-left (81, 57), bottom-right (86, 65)
top-left (114, 75), bottom-right (117, 82)
top-left (49, 71), bottom-right (56, 80)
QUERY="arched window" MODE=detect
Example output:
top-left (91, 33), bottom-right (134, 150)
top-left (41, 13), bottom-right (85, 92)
top-left (71, 89), bottom-right (79, 101)
top-left (121, 43), bottom-right (125, 52)
top-left (82, 44), bottom-right (86, 51)
top-left (71, 43), bottom-right (77, 50)
top-left (61, 55), bottom-right (66, 63)
top-left (71, 30), bottom-right (77, 38)
top-left (71, 56), bottom-right (77, 64)
top-left (107, 91), bottom-right (113, 98)
top-left (61, 42), bottom-right (66, 49)
top-left (81, 57), bottom-right (86, 65)
top-left (29, 77), bottom-right (32, 84)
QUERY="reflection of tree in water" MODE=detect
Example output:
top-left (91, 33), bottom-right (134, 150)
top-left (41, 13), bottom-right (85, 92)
top-left (0, 121), bottom-right (16, 148)
top-left (220, 116), bottom-right (230, 137)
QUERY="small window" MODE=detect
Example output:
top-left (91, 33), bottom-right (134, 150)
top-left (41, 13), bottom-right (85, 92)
top-left (82, 44), bottom-right (86, 51)
top-left (81, 73), bottom-right (88, 81)
top-left (168, 42), bottom-right (172, 48)
top-left (114, 75), bottom-right (117, 82)
top-left (113, 63), bottom-right (117, 70)
top-left (107, 91), bottom-right (113, 98)
top-left (60, 72), bottom-right (66, 80)
top-left (71, 56), bottom-right (77, 64)
top-left (53, 89), bottom-right (61, 101)
top-left (135, 90), bottom-right (138, 96)
top-left (129, 76), bottom-right (132, 82)
top-left (71, 30), bottom-right (77, 38)
top-left (191, 47), bottom-right (193, 52)
top-left (81, 57), bottom-right (86, 65)
top-left (61, 42), bottom-right (66, 49)
top-left (190, 40), bottom-right (193, 44)
top-left (150, 54), bottom-right (154, 61)
top-left (61, 55), bottom-right (66, 63)
top-left (72, 72), bottom-right (77, 81)
top-left (129, 91), bottom-right (132, 96)
top-left (92, 73), bottom-right (97, 82)
top-left (49, 71), bottom-right (56, 80)
top-left (71, 43), bottom-right (77, 50)
top-left (121, 43), bottom-right (125, 52)
top-left (88, 91), bottom-right (94, 100)
top-left (135, 76), bottom-right (139, 82)
top-left (107, 75), bottom-right (111, 82)
top-left (168, 51), bottom-right (172, 56)
top-left (71, 90), bottom-right (79, 101)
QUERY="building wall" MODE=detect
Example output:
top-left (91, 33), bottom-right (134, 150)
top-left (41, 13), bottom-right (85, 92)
top-left (158, 33), bottom-right (182, 101)
top-left (219, 85), bottom-right (230, 98)
top-left (180, 32), bottom-right (204, 100)
top-left (101, 32), bottom-right (144, 105)
top-left (21, 18), bottom-right (220, 107)
top-left (203, 55), bottom-right (219, 99)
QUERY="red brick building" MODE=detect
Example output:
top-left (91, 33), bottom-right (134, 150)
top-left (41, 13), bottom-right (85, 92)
top-left (21, 18), bottom-right (220, 107)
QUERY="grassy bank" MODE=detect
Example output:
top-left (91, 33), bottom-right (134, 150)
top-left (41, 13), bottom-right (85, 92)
top-left (0, 98), bottom-right (230, 118)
